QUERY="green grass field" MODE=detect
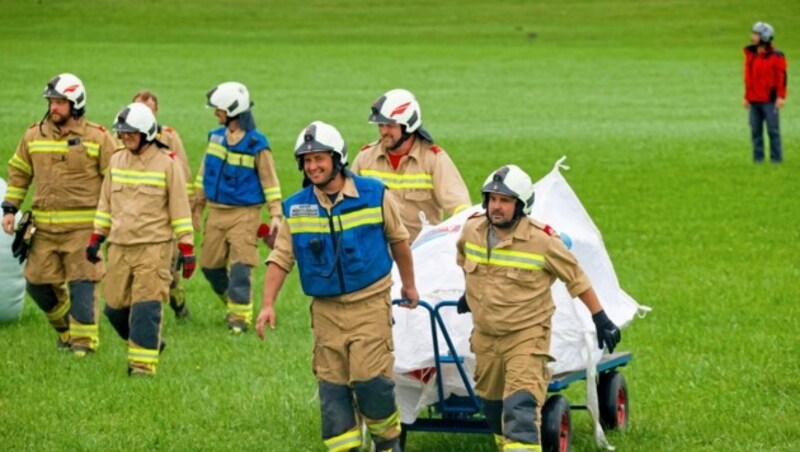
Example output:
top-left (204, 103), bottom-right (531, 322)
top-left (1, 0), bottom-right (799, 450)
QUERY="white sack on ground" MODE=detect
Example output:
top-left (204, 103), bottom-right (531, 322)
top-left (390, 158), bottom-right (645, 424)
top-left (0, 178), bottom-right (25, 323)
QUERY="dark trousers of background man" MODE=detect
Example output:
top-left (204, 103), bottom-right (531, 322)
top-left (749, 102), bottom-right (782, 163)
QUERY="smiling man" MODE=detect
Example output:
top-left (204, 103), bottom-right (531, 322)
top-left (256, 121), bottom-right (418, 452)
top-left (351, 89), bottom-right (471, 242)
top-left (1, 73), bottom-right (118, 356)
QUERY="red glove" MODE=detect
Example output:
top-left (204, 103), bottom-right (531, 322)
top-left (177, 243), bottom-right (196, 279)
top-left (258, 223), bottom-right (276, 249)
top-left (257, 223), bottom-right (270, 239)
top-left (86, 233), bottom-right (105, 263)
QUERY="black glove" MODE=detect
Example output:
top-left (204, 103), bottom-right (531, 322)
top-left (591, 310), bottom-right (621, 353)
top-left (86, 233), bottom-right (106, 263)
top-left (11, 210), bottom-right (33, 264)
top-left (456, 293), bottom-right (470, 314)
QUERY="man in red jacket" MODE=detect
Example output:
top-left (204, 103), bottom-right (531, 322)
top-left (744, 22), bottom-right (787, 163)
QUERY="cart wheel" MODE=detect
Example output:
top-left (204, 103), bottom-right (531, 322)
top-left (598, 371), bottom-right (629, 431)
top-left (541, 394), bottom-right (571, 452)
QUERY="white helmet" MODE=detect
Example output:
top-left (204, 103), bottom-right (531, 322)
top-left (369, 88), bottom-right (423, 133)
top-left (481, 165), bottom-right (535, 216)
top-left (294, 121), bottom-right (347, 170)
top-left (752, 22), bottom-right (774, 43)
top-left (43, 73), bottom-right (86, 112)
top-left (113, 103), bottom-right (159, 142)
top-left (206, 81), bottom-right (252, 117)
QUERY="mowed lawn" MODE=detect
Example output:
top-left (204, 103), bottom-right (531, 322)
top-left (0, 0), bottom-right (798, 450)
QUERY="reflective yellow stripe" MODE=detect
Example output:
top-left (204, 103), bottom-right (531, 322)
top-left (503, 442), bottom-right (541, 451)
top-left (288, 207), bottom-right (383, 234)
top-left (465, 242), bottom-right (544, 270)
top-left (194, 174), bottom-right (204, 189)
top-left (33, 209), bottom-right (95, 225)
top-left (5, 186), bottom-right (27, 200)
top-left (366, 409), bottom-right (400, 436)
top-left (323, 427), bottom-right (361, 452)
top-left (359, 169), bottom-right (434, 189)
top-left (84, 142), bottom-right (100, 158)
top-left (263, 186), bottom-right (281, 202)
top-left (226, 152), bottom-right (255, 168)
top-left (171, 217), bottom-right (193, 235)
top-left (9, 154), bottom-right (32, 175)
top-left (46, 300), bottom-right (70, 321)
top-left (94, 210), bottom-right (111, 228)
top-left (128, 346), bottom-right (159, 364)
top-left (111, 168), bottom-right (167, 187)
top-left (206, 142), bottom-right (227, 160)
top-left (453, 204), bottom-right (470, 214)
top-left (227, 301), bottom-right (252, 315)
top-left (28, 140), bottom-right (68, 154)
top-left (185, 183), bottom-right (195, 195)
top-left (494, 434), bottom-right (504, 448)
top-left (70, 323), bottom-right (98, 337)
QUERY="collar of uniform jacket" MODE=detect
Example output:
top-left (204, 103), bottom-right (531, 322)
top-left (41, 116), bottom-right (87, 139)
top-left (475, 214), bottom-right (535, 244)
top-left (311, 175), bottom-right (360, 209)
top-left (378, 137), bottom-right (424, 163)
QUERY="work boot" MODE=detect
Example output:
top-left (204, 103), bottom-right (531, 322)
top-left (56, 332), bottom-right (71, 351)
top-left (169, 299), bottom-right (190, 320)
top-left (228, 319), bottom-right (248, 335)
top-left (71, 344), bottom-right (93, 358)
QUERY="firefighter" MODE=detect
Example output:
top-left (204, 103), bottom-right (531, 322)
top-left (456, 165), bottom-right (621, 452)
top-left (193, 82), bottom-right (282, 334)
top-left (89, 103), bottom-right (194, 376)
top-left (255, 121), bottom-right (418, 452)
top-left (1, 73), bottom-right (118, 356)
top-left (351, 88), bottom-right (471, 242)
top-left (133, 90), bottom-right (193, 319)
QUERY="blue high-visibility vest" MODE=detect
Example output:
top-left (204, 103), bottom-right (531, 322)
top-left (284, 175), bottom-right (392, 297)
top-left (202, 127), bottom-right (269, 206)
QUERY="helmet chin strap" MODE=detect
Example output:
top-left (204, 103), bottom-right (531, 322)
top-left (388, 130), bottom-right (413, 151)
top-left (129, 133), bottom-right (148, 155)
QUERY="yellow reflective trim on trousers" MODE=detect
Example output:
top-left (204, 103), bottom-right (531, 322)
top-left (28, 140), bottom-right (68, 154)
top-left (464, 242), bottom-right (544, 270)
top-left (171, 217), bottom-right (193, 235)
top-left (9, 154), bottom-right (32, 175)
top-left (33, 209), bottom-right (95, 224)
top-left (503, 442), bottom-right (541, 451)
top-left (263, 186), bottom-right (281, 202)
top-left (5, 185), bottom-right (27, 200)
top-left (185, 183), bottom-right (195, 195)
top-left (128, 346), bottom-right (159, 364)
top-left (358, 169), bottom-right (434, 189)
top-left (366, 409), bottom-right (400, 435)
top-left (46, 301), bottom-right (70, 320)
top-left (70, 323), bottom-right (98, 336)
top-left (288, 206), bottom-right (383, 234)
top-left (494, 434), bottom-right (504, 448)
top-left (227, 301), bottom-right (252, 315)
top-left (111, 168), bottom-right (167, 187)
top-left (324, 427), bottom-right (361, 452)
